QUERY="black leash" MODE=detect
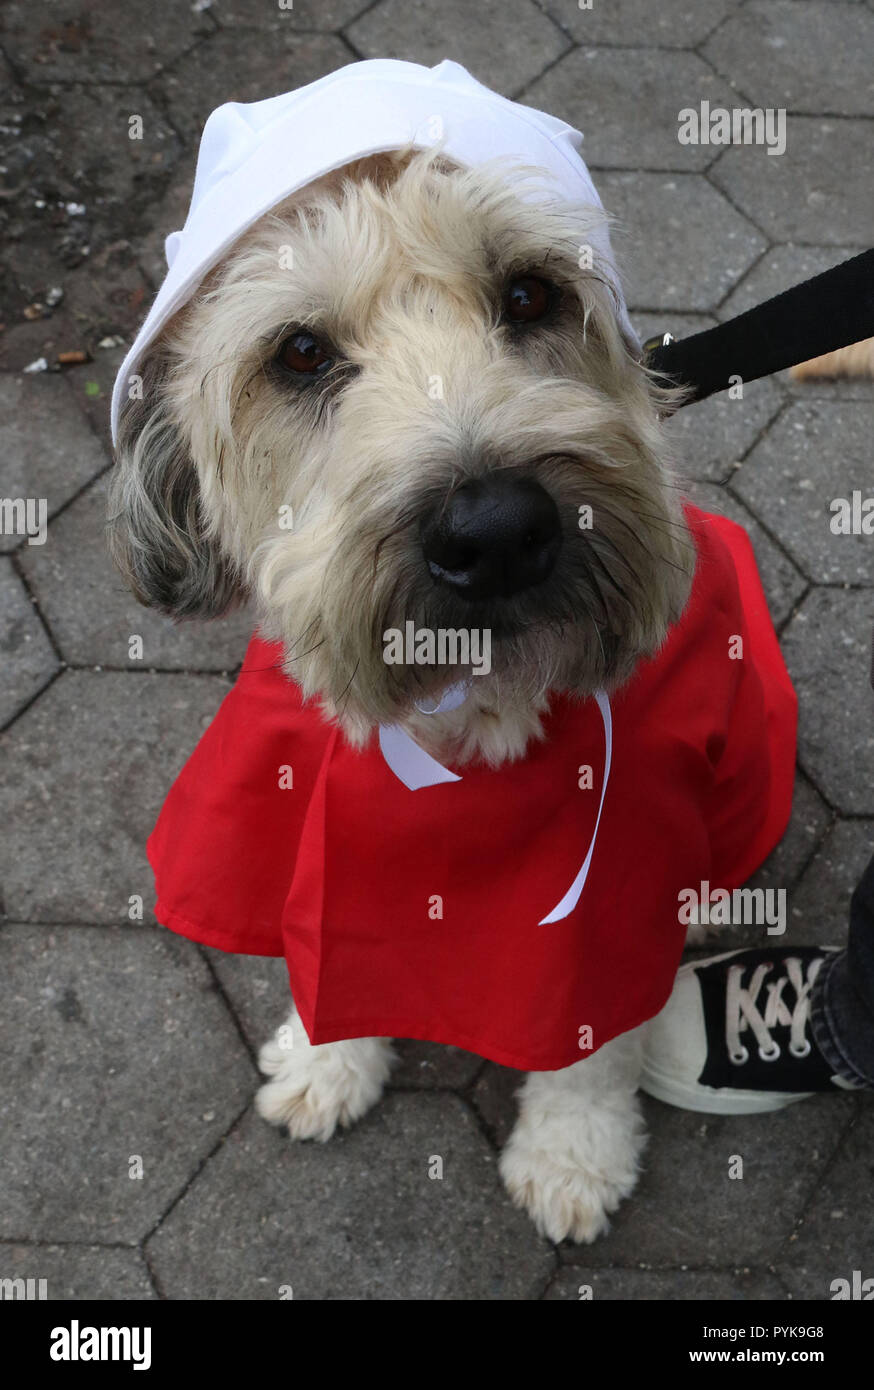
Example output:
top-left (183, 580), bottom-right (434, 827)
top-left (643, 246), bottom-right (874, 691)
top-left (643, 248), bottom-right (874, 406)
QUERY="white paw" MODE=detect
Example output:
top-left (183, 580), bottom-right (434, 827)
top-left (256, 1013), bottom-right (395, 1142)
top-left (499, 1100), bottom-right (646, 1244)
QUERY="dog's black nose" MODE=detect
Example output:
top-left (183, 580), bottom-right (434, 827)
top-left (421, 475), bottom-right (561, 600)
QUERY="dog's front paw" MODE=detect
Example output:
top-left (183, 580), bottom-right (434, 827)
top-left (499, 1099), bottom-right (646, 1244)
top-left (256, 1013), bottom-right (395, 1142)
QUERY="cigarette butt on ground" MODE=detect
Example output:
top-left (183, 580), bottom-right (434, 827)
top-left (790, 338), bottom-right (874, 381)
top-left (57, 350), bottom-right (91, 366)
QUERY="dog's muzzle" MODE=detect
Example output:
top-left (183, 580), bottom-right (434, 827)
top-left (421, 474), bottom-right (561, 601)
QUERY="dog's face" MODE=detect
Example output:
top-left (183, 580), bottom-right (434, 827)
top-left (111, 149), bottom-right (694, 756)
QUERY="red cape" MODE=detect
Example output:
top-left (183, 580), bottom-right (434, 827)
top-left (148, 506), bottom-right (797, 1071)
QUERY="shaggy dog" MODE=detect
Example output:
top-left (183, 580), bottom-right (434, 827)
top-left (109, 147), bottom-right (696, 1241)
top-left (112, 135), bottom-right (746, 1243)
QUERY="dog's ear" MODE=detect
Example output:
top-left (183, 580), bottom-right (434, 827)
top-left (108, 348), bottom-right (241, 619)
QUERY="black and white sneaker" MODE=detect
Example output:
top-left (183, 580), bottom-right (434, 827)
top-left (641, 946), bottom-right (860, 1114)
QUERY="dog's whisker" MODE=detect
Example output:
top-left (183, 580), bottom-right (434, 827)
top-left (335, 659), bottom-right (361, 711)
top-left (282, 638), bottom-right (327, 663)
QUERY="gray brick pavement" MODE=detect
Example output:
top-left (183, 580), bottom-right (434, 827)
top-left (0, 0), bottom-right (871, 1300)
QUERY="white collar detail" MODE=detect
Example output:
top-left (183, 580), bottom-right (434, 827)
top-left (377, 689), bottom-right (612, 924)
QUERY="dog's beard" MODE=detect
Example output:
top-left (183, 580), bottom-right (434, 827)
top-left (255, 452), bottom-right (693, 740)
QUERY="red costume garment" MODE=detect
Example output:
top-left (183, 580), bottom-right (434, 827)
top-left (149, 506), bottom-right (797, 1072)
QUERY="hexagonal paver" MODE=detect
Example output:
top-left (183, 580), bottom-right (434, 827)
top-left (0, 375), bottom-right (108, 555)
top-left (545, 1266), bottom-right (786, 1299)
top-left (202, 950), bottom-right (291, 1051)
top-left (0, 1242), bottom-right (156, 1300)
top-left (390, 1040), bottom-right (485, 1089)
top-left (44, 252), bottom-right (151, 362)
top-left (146, 1095), bottom-right (553, 1298)
top-left (733, 400), bottom-right (874, 585)
top-left (687, 480), bottom-right (806, 627)
top-left (785, 818), bottom-right (874, 947)
top-left (595, 172), bottom-right (767, 311)
top-left (0, 312), bottom-right (81, 375)
top-left (556, 1092), bottom-right (858, 1265)
top-left (711, 117), bottom-right (874, 245)
top-left (668, 376), bottom-right (786, 485)
top-left (155, 31), bottom-right (353, 144)
top-left (57, 347), bottom-right (128, 456)
top-left (1, 85), bottom-right (180, 278)
top-left (212, 0), bottom-right (373, 28)
top-left (0, 44), bottom-right (16, 84)
top-left (776, 1103), bottom-right (874, 1299)
top-left (680, 773), bottom-right (831, 957)
top-left (2, 252), bottom-right (151, 383)
top-left (0, 0), bottom-right (215, 84)
top-left (0, 558), bottom-right (59, 728)
top-left (470, 1062), bottom-right (523, 1149)
top-left (346, 0), bottom-right (567, 97)
top-left (0, 670), bottom-right (231, 922)
top-left (543, 0), bottom-right (741, 48)
top-left (720, 244), bottom-right (869, 322)
top-left (704, 2), bottom-right (874, 118)
top-left (780, 588), bottom-right (874, 814)
top-left (0, 924), bottom-right (254, 1243)
top-left (18, 473), bottom-right (255, 671)
top-left (134, 169), bottom-right (197, 293)
top-left (747, 767), bottom-right (831, 893)
top-left (526, 47), bottom-right (740, 171)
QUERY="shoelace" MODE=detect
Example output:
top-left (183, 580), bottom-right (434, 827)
top-left (725, 956), bottom-right (824, 1065)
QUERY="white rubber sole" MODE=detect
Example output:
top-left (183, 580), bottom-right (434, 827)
top-left (639, 1062), bottom-right (816, 1115)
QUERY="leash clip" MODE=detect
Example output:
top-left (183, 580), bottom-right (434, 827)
top-left (642, 331), bottom-right (675, 357)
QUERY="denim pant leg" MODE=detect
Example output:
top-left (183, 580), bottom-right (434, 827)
top-left (810, 852), bottom-right (874, 1089)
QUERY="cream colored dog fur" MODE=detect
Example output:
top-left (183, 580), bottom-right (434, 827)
top-left (110, 149), bottom-right (696, 1243)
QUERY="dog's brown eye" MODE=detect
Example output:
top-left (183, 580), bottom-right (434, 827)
top-left (277, 330), bottom-right (333, 376)
top-left (504, 275), bottom-right (555, 324)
